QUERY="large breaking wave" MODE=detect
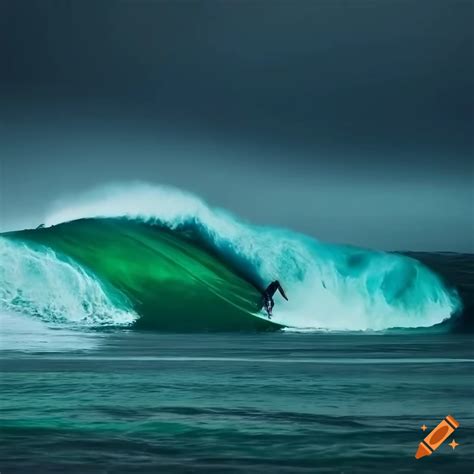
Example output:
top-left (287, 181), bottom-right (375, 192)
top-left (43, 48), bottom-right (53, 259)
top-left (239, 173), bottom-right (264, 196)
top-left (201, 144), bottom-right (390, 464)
top-left (0, 184), bottom-right (461, 332)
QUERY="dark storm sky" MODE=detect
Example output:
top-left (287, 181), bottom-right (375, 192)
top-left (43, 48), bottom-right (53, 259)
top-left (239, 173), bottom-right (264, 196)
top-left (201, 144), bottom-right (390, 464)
top-left (1, 0), bottom-right (473, 251)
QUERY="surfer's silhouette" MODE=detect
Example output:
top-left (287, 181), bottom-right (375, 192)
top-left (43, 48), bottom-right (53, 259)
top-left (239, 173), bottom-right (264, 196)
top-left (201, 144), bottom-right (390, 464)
top-left (262, 280), bottom-right (288, 318)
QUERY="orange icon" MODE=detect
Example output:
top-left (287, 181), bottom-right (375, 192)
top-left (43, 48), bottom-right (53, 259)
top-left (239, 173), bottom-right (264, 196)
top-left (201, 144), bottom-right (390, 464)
top-left (415, 415), bottom-right (459, 459)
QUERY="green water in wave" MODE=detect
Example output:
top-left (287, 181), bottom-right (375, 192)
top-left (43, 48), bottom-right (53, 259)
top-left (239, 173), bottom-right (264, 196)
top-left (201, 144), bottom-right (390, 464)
top-left (7, 219), bottom-right (281, 331)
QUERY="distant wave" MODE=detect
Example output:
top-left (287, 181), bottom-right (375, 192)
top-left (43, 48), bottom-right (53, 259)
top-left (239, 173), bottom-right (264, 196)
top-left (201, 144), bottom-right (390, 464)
top-left (0, 184), bottom-right (462, 332)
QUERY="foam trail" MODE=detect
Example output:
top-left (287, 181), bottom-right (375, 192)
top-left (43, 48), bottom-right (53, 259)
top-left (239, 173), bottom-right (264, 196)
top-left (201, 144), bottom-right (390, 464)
top-left (0, 237), bottom-right (137, 327)
top-left (41, 183), bottom-right (460, 331)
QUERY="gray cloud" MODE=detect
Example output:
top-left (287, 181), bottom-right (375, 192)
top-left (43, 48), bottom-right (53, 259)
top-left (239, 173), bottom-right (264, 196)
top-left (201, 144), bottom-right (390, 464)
top-left (1, 0), bottom-right (473, 251)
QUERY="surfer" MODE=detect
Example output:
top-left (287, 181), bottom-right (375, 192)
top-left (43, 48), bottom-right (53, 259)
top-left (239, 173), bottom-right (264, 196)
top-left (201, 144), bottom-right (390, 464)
top-left (262, 280), bottom-right (288, 318)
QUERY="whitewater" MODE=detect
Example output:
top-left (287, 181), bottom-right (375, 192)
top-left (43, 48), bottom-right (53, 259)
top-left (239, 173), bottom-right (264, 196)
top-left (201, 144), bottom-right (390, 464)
top-left (0, 183), bottom-right (461, 332)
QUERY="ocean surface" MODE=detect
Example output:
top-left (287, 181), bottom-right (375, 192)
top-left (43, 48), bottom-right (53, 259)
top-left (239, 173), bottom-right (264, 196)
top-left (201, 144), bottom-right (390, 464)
top-left (1, 187), bottom-right (473, 472)
top-left (1, 331), bottom-right (473, 473)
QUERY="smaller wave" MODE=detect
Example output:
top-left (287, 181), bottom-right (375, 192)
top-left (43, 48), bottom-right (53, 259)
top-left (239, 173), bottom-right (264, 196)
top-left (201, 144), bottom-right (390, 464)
top-left (0, 238), bottom-right (137, 327)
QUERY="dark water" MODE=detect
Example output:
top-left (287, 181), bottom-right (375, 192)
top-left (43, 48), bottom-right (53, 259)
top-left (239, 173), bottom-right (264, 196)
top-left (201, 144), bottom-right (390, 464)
top-left (1, 331), bottom-right (473, 473)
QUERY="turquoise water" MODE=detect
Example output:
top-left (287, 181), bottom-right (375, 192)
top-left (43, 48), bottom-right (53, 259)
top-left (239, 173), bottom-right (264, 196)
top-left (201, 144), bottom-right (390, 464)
top-left (1, 330), bottom-right (473, 473)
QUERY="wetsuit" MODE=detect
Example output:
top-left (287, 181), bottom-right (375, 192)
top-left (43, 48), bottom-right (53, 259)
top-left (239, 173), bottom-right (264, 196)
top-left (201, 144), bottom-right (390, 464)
top-left (262, 280), bottom-right (288, 317)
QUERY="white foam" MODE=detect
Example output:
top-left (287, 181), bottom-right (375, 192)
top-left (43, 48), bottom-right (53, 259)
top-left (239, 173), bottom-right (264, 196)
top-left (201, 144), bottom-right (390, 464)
top-left (0, 237), bottom-right (138, 328)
